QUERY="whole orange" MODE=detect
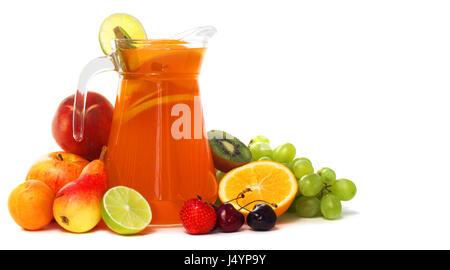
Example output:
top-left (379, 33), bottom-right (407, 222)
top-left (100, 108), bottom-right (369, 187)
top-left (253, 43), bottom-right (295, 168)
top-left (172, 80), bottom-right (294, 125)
top-left (8, 180), bottom-right (55, 230)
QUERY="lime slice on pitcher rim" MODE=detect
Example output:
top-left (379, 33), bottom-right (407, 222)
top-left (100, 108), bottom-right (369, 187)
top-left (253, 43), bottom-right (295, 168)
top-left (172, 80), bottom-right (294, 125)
top-left (99, 13), bottom-right (147, 55)
top-left (101, 186), bottom-right (152, 235)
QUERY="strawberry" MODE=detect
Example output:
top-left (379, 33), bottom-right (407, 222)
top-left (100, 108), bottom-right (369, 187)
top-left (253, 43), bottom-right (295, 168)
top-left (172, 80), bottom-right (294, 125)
top-left (180, 196), bottom-right (217, 235)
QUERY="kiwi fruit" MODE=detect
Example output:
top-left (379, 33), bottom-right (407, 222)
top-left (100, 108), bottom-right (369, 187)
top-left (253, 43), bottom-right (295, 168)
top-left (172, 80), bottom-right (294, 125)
top-left (207, 130), bottom-right (252, 172)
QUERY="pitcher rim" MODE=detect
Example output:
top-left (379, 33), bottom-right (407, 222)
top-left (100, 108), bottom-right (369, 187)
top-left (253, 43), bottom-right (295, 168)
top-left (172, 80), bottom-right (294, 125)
top-left (111, 38), bottom-right (212, 50)
top-left (111, 25), bottom-right (217, 49)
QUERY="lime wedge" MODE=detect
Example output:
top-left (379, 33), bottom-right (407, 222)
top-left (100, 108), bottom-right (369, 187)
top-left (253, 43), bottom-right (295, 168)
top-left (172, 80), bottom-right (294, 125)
top-left (101, 186), bottom-right (152, 235)
top-left (99, 13), bottom-right (147, 55)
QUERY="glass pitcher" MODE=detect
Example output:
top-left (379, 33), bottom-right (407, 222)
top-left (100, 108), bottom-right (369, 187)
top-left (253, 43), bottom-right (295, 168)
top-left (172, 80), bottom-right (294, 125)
top-left (74, 26), bottom-right (218, 225)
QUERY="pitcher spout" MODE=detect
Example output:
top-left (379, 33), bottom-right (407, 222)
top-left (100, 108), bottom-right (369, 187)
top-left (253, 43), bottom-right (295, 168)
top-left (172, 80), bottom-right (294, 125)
top-left (172, 26), bottom-right (217, 46)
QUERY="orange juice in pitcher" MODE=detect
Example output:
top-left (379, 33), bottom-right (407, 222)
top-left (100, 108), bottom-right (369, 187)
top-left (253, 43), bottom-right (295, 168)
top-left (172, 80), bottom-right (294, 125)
top-left (73, 26), bottom-right (218, 225)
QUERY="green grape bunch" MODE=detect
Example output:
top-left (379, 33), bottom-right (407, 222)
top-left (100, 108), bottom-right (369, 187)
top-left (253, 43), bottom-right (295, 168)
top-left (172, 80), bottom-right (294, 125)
top-left (247, 135), bottom-right (357, 221)
top-left (296, 166), bottom-right (357, 220)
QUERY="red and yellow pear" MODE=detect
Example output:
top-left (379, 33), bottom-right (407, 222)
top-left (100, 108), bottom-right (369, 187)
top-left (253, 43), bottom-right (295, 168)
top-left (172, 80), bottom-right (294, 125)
top-left (53, 159), bottom-right (107, 233)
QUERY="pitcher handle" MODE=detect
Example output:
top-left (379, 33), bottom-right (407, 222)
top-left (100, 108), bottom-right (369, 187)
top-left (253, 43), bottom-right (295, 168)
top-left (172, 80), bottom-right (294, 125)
top-left (73, 55), bottom-right (117, 142)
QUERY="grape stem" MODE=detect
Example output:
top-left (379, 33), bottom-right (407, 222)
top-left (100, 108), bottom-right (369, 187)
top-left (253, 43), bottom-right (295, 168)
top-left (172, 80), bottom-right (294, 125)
top-left (317, 184), bottom-right (333, 200)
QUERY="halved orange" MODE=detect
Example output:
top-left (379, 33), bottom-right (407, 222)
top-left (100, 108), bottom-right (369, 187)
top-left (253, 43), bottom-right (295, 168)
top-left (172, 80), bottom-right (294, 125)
top-left (218, 161), bottom-right (298, 217)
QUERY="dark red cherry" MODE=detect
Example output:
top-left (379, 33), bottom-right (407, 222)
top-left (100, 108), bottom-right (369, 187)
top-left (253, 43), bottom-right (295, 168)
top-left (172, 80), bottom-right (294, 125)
top-left (246, 203), bottom-right (277, 231)
top-left (217, 203), bottom-right (244, 232)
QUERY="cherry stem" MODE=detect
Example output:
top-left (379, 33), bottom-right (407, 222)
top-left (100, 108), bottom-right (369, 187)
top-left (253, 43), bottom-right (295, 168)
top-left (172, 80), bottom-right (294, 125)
top-left (238, 200), bottom-right (278, 212)
top-left (229, 188), bottom-right (278, 212)
top-left (225, 188), bottom-right (252, 204)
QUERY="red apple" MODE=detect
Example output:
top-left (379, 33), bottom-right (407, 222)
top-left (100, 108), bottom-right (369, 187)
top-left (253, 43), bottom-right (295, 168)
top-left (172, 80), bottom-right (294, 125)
top-left (52, 91), bottom-right (113, 160)
top-left (26, 152), bottom-right (90, 193)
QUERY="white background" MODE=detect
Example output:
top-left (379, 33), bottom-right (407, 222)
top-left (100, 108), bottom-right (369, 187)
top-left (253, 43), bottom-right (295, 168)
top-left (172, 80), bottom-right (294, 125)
top-left (1, 0), bottom-right (450, 250)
